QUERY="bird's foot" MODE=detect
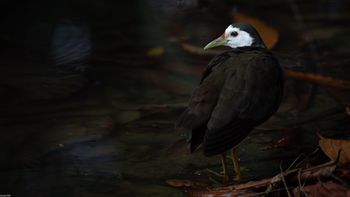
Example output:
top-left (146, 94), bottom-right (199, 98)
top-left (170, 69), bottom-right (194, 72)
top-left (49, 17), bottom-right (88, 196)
top-left (231, 148), bottom-right (241, 182)
top-left (233, 173), bottom-right (241, 182)
top-left (205, 169), bottom-right (230, 183)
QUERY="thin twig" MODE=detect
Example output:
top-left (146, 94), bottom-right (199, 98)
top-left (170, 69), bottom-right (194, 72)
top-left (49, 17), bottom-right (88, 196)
top-left (298, 168), bottom-right (308, 197)
top-left (280, 162), bottom-right (292, 197)
top-left (330, 174), bottom-right (349, 187)
top-left (205, 168), bottom-right (222, 177)
top-left (287, 153), bottom-right (305, 171)
top-left (295, 148), bottom-right (320, 168)
top-left (249, 187), bottom-right (295, 197)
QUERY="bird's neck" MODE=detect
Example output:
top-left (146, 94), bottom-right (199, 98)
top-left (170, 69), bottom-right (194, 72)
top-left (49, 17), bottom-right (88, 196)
top-left (233, 46), bottom-right (267, 51)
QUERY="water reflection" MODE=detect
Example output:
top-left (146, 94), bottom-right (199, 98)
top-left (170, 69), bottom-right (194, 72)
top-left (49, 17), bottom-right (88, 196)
top-left (52, 21), bottom-right (91, 72)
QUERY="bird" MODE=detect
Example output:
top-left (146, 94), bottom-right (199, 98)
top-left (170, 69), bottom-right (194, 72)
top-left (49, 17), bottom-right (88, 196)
top-left (176, 23), bottom-right (284, 182)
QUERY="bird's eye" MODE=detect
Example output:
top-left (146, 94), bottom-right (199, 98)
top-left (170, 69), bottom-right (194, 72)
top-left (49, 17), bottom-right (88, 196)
top-left (231, 31), bottom-right (238, 37)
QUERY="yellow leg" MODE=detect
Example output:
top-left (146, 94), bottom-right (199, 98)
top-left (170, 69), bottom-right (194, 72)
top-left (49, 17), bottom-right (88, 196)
top-left (220, 152), bottom-right (229, 183)
top-left (231, 147), bottom-right (241, 181)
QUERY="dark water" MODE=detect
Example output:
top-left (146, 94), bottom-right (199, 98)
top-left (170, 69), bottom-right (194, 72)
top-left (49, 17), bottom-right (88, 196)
top-left (0, 0), bottom-right (349, 196)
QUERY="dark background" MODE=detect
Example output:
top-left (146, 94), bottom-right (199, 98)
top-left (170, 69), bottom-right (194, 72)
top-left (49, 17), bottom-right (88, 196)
top-left (0, 0), bottom-right (349, 196)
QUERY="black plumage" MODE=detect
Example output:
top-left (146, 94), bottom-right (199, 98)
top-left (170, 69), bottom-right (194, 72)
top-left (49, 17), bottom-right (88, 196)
top-left (176, 47), bottom-right (284, 157)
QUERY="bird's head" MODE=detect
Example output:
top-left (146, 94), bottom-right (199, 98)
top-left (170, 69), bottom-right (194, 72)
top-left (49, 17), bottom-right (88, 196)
top-left (204, 23), bottom-right (266, 50)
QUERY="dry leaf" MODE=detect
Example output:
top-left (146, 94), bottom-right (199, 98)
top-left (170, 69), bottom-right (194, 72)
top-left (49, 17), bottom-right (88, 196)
top-left (147, 46), bottom-right (164, 57)
top-left (234, 12), bottom-right (279, 49)
top-left (293, 181), bottom-right (350, 197)
top-left (337, 169), bottom-right (350, 179)
top-left (336, 164), bottom-right (350, 178)
top-left (319, 134), bottom-right (350, 164)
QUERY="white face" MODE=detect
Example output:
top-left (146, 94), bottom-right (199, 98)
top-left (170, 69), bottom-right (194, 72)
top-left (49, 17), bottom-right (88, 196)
top-left (224, 25), bottom-right (253, 48)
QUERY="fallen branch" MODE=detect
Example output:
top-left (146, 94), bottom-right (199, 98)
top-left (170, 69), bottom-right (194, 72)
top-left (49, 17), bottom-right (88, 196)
top-left (215, 161), bottom-right (336, 191)
top-left (180, 42), bottom-right (350, 90)
top-left (166, 161), bottom-right (341, 197)
top-left (283, 69), bottom-right (350, 90)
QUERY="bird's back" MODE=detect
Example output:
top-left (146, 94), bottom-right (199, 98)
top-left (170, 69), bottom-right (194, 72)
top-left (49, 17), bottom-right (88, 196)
top-left (176, 47), bottom-right (284, 156)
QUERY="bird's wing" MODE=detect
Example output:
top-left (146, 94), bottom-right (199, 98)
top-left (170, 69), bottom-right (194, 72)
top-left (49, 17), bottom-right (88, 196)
top-left (175, 71), bottom-right (225, 131)
top-left (203, 53), bottom-right (283, 156)
top-left (175, 55), bottom-right (234, 153)
top-left (175, 52), bottom-right (231, 131)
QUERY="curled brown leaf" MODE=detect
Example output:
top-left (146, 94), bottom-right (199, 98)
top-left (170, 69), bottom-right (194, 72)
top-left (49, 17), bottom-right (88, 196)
top-left (319, 134), bottom-right (350, 164)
